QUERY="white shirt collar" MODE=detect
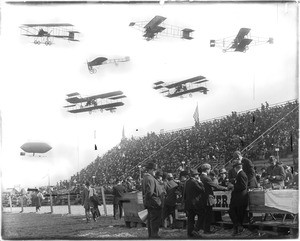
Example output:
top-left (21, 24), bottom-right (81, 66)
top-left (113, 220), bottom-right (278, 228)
top-left (236, 169), bottom-right (243, 175)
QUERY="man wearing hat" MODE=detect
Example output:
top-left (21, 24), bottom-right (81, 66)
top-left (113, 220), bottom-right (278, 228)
top-left (163, 173), bottom-right (178, 228)
top-left (266, 156), bottom-right (286, 188)
top-left (233, 151), bottom-right (257, 188)
top-left (199, 163), bottom-right (227, 234)
top-left (228, 159), bottom-right (248, 235)
top-left (218, 168), bottom-right (229, 186)
top-left (142, 162), bottom-right (163, 239)
top-left (183, 169), bottom-right (205, 238)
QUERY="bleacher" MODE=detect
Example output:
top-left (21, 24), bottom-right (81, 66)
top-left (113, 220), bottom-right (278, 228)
top-left (58, 100), bottom-right (298, 189)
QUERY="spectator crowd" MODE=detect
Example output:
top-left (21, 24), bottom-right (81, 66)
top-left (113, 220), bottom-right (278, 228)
top-left (56, 100), bottom-right (297, 191)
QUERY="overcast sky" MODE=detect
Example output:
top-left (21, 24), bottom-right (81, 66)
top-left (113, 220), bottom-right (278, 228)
top-left (0, 2), bottom-right (298, 189)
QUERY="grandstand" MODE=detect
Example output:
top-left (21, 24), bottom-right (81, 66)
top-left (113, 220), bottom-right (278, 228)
top-left (57, 100), bottom-right (298, 191)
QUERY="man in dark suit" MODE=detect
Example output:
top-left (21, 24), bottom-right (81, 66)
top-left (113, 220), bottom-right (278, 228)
top-left (233, 151), bottom-right (257, 188)
top-left (228, 160), bottom-right (248, 236)
top-left (199, 163), bottom-right (227, 234)
top-left (142, 162), bottom-right (163, 239)
top-left (183, 169), bottom-right (205, 238)
top-left (112, 179), bottom-right (126, 219)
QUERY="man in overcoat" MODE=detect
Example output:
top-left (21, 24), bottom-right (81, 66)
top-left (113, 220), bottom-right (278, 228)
top-left (183, 169), bottom-right (205, 238)
top-left (199, 163), bottom-right (227, 234)
top-left (228, 160), bottom-right (248, 235)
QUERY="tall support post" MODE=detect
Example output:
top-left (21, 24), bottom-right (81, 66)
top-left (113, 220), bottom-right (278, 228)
top-left (9, 195), bottom-right (12, 213)
top-left (67, 192), bottom-right (71, 214)
top-left (50, 192), bottom-right (53, 213)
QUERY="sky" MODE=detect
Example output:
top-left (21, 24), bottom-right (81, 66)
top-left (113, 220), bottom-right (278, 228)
top-left (0, 2), bottom-right (298, 190)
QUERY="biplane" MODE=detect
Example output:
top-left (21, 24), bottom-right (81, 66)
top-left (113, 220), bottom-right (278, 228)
top-left (153, 76), bottom-right (208, 98)
top-left (64, 91), bottom-right (126, 114)
top-left (87, 56), bottom-right (130, 74)
top-left (129, 15), bottom-right (194, 41)
top-left (210, 28), bottom-right (273, 53)
top-left (20, 23), bottom-right (79, 45)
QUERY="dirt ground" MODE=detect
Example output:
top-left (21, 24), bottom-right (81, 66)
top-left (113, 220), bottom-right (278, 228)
top-left (1, 212), bottom-right (295, 240)
top-left (1, 211), bottom-right (271, 240)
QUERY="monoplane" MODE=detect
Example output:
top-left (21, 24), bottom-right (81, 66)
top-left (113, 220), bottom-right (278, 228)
top-left (153, 76), bottom-right (208, 98)
top-left (64, 91), bottom-right (126, 114)
top-left (20, 23), bottom-right (79, 45)
top-left (20, 142), bottom-right (52, 156)
top-left (87, 56), bottom-right (130, 74)
top-left (129, 15), bottom-right (194, 41)
top-left (210, 28), bottom-right (273, 53)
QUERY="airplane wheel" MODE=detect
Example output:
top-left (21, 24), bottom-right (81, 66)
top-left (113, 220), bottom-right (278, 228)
top-left (34, 40), bottom-right (38, 44)
top-left (37, 41), bottom-right (41, 45)
top-left (48, 41), bottom-right (52, 46)
top-left (189, 93), bottom-right (192, 98)
top-left (45, 41), bottom-right (48, 46)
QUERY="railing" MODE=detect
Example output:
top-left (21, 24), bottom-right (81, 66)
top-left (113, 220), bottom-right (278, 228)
top-left (2, 190), bottom-right (114, 215)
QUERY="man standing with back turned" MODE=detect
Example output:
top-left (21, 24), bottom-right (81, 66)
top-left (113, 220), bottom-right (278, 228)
top-left (142, 162), bottom-right (163, 239)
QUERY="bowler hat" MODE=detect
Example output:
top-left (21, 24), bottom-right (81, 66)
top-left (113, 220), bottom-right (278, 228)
top-left (190, 169), bottom-right (199, 176)
top-left (179, 171), bottom-right (188, 178)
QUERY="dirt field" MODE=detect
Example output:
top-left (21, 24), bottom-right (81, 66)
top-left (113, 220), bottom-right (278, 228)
top-left (2, 211), bottom-right (261, 240)
top-left (1, 207), bottom-right (296, 239)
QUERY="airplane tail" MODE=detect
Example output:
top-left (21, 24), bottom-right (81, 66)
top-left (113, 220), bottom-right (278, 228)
top-left (182, 28), bottom-right (194, 40)
top-left (267, 37), bottom-right (274, 44)
top-left (68, 31), bottom-right (79, 41)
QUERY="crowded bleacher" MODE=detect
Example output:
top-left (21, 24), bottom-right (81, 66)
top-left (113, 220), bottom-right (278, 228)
top-left (57, 99), bottom-right (298, 191)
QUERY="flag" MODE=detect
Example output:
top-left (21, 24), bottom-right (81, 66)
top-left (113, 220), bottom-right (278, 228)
top-left (122, 126), bottom-right (126, 140)
top-left (193, 104), bottom-right (199, 124)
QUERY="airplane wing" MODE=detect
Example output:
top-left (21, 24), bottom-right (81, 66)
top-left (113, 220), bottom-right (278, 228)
top-left (235, 38), bottom-right (252, 52)
top-left (88, 91), bottom-right (124, 99)
top-left (66, 91), bottom-right (123, 104)
top-left (229, 28), bottom-right (251, 50)
top-left (167, 86), bottom-right (208, 98)
top-left (165, 76), bottom-right (206, 89)
top-left (144, 16), bottom-right (166, 29)
top-left (21, 23), bottom-right (74, 27)
top-left (236, 28), bottom-right (251, 39)
top-left (143, 16), bottom-right (166, 40)
top-left (68, 102), bottom-right (124, 113)
top-left (109, 95), bottom-right (126, 100)
top-left (88, 57), bottom-right (108, 67)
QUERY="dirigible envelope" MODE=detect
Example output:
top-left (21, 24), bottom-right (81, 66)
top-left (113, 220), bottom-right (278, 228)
top-left (20, 142), bottom-right (52, 154)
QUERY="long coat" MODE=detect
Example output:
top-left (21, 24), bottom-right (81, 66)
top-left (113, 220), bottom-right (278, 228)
top-left (230, 170), bottom-right (248, 207)
top-left (82, 186), bottom-right (90, 210)
top-left (183, 177), bottom-right (205, 210)
top-left (241, 157), bottom-right (258, 188)
top-left (142, 173), bottom-right (163, 209)
top-left (112, 184), bottom-right (126, 205)
top-left (200, 173), bottom-right (227, 206)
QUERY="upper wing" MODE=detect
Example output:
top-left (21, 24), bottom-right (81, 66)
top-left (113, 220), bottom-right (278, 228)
top-left (21, 23), bottom-right (74, 27)
top-left (236, 28), bottom-right (251, 39)
top-left (166, 86), bottom-right (208, 98)
top-left (87, 57), bottom-right (108, 67)
top-left (68, 102), bottom-right (124, 113)
top-left (144, 16), bottom-right (166, 29)
top-left (165, 76), bottom-right (206, 89)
